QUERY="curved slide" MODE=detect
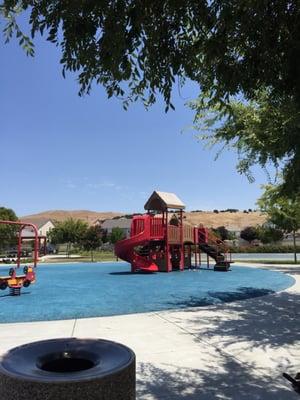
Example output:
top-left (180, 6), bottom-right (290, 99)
top-left (115, 230), bottom-right (158, 273)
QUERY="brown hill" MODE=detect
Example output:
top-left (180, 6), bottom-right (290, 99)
top-left (184, 211), bottom-right (266, 231)
top-left (21, 210), bottom-right (124, 225)
top-left (21, 209), bottom-right (267, 231)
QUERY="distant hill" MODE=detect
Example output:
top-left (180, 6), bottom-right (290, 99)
top-left (184, 211), bottom-right (266, 231)
top-left (21, 209), bottom-right (267, 230)
top-left (21, 210), bottom-right (124, 225)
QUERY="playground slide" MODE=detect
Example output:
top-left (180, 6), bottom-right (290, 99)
top-left (115, 231), bottom-right (158, 273)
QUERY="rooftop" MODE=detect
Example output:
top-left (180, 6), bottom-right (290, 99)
top-left (144, 191), bottom-right (185, 211)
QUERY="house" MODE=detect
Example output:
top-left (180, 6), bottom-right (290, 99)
top-left (101, 217), bottom-right (131, 238)
top-left (21, 219), bottom-right (55, 238)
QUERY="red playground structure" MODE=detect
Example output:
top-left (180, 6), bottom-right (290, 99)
top-left (115, 191), bottom-right (233, 273)
top-left (0, 220), bottom-right (38, 295)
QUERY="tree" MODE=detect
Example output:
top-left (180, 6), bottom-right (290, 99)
top-left (2, 2), bottom-right (300, 191)
top-left (0, 207), bottom-right (18, 249)
top-left (257, 184), bottom-right (300, 262)
top-left (81, 225), bottom-right (102, 262)
top-left (109, 227), bottom-right (125, 244)
top-left (190, 90), bottom-right (300, 195)
top-left (1, 2), bottom-right (300, 109)
top-left (213, 226), bottom-right (229, 241)
top-left (48, 218), bottom-right (88, 257)
top-left (240, 227), bottom-right (259, 244)
top-left (257, 226), bottom-right (284, 245)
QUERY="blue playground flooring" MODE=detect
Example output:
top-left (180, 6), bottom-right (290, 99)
top-left (0, 262), bottom-right (295, 323)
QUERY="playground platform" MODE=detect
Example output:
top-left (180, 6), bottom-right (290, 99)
top-left (0, 263), bottom-right (299, 399)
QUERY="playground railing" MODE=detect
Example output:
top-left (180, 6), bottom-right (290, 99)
top-left (131, 218), bottom-right (145, 236)
top-left (168, 225), bottom-right (181, 244)
top-left (183, 225), bottom-right (194, 243)
top-left (150, 218), bottom-right (164, 238)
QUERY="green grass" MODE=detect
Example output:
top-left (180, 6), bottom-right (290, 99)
top-left (235, 259), bottom-right (300, 265)
top-left (77, 250), bottom-right (117, 262)
top-left (48, 250), bottom-right (117, 263)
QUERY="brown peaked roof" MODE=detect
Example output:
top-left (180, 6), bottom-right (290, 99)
top-left (144, 191), bottom-right (185, 211)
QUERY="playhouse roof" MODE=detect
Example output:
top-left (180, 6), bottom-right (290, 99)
top-left (144, 191), bottom-right (185, 211)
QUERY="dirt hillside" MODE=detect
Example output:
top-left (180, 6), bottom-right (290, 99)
top-left (21, 210), bottom-right (267, 230)
top-left (184, 211), bottom-right (266, 230)
top-left (21, 210), bottom-right (124, 225)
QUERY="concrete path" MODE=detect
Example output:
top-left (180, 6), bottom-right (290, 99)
top-left (0, 263), bottom-right (299, 399)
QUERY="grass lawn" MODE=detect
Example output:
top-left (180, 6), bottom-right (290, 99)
top-left (50, 250), bottom-right (117, 263)
top-left (235, 259), bottom-right (300, 265)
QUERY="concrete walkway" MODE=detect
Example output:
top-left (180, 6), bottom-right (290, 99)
top-left (0, 263), bottom-right (299, 399)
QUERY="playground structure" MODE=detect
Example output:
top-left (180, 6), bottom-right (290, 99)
top-left (115, 191), bottom-right (232, 273)
top-left (0, 221), bottom-right (38, 295)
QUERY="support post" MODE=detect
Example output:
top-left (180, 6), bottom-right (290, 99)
top-left (179, 209), bottom-right (184, 270)
top-left (165, 209), bottom-right (171, 272)
top-left (17, 227), bottom-right (22, 268)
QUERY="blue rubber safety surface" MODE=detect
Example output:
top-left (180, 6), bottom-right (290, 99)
top-left (0, 263), bottom-right (295, 323)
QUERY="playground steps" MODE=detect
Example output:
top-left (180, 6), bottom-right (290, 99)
top-left (198, 243), bottom-right (225, 262)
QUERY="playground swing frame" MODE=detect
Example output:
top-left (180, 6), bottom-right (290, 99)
top-left (0, 220), bottom-right (39, 268)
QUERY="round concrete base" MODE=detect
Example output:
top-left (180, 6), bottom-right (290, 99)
top-left (0, 338), bottom-right (135, 400)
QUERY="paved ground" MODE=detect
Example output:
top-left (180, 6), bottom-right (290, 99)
top-left (0, 263), bottom-right (299, 399)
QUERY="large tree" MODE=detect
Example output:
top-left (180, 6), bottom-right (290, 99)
top-left (48, 218), bottom-right (88, 257)
top-left (0, 207), bottom-right (18, 249)
top-left (257, 184), bottom-right (300, 263)
top-left (81, 225), bottom-right (102, 262)
top-left (190, 90), bottom-right (300, 195)
top-left (1, 1), bottom-right (299, 108)
top-left (1, 1), bottom-right (300, 190)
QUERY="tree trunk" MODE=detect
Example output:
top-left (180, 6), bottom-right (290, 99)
top-left (67, 242), bottom-right (70, 258)
top-left (91, 250), bottom-right (94, 262)
top-left (293, 230), bottom-right (297, 263)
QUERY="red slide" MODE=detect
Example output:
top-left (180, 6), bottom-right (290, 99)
top-left (115, 229), bottom-right (158, 273)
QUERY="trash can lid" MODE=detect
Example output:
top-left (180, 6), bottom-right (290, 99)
top-left (0, 338), bottom-right (135, 383)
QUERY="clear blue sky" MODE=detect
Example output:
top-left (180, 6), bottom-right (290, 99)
top-left (1, 31), bottom-right (270, 217)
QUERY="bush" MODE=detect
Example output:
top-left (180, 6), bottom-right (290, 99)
top-left (240, 226), bottom-right (259, 243)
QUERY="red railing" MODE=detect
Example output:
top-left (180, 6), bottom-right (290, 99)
top-left (150, 218), bottom-right (164, 238)
top-left (131, 218), bottom-right (145, 236)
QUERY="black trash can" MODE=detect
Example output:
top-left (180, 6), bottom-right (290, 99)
top-left (0, 338), bottom-right (135, 400)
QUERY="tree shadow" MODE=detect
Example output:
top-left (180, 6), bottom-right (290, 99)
top-left (137, 355), bottom-right (296, 399)
top-left (175, 290), bottom-right (300, 350)
top-left (0, 291), bottom-right (31, 299)
top-left (165, 287), bottom-right (275, 309)
top-left (109, 271), bottom-right (134, 276)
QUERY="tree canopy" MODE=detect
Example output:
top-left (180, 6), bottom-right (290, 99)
top-left (110, 227), bottom-right (126, 244)
top-left (81, 225), bottom-right (102, 261)
top-left (190, 90), bottom-right (300, 195)
top-left (0, 206), bottom-right (18, 249)
top-left (1, 1), bottom-right (300, 109)
top-left (240, 226), bottom-right (259, 244)
top-left (257, 184), bottom-right (300, 262)
top-left (48, 218), bottom-right (88, 257)
top-left (1, 1), bottom-right (300, 191)
top-left (257, 226), bottom-right (284, 245)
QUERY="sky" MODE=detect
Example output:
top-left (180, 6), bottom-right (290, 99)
top-left (1, 27), bottom-right (271, 217)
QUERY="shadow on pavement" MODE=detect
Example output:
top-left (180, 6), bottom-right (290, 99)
top-left (137, 354), bottom-right (296, 400)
